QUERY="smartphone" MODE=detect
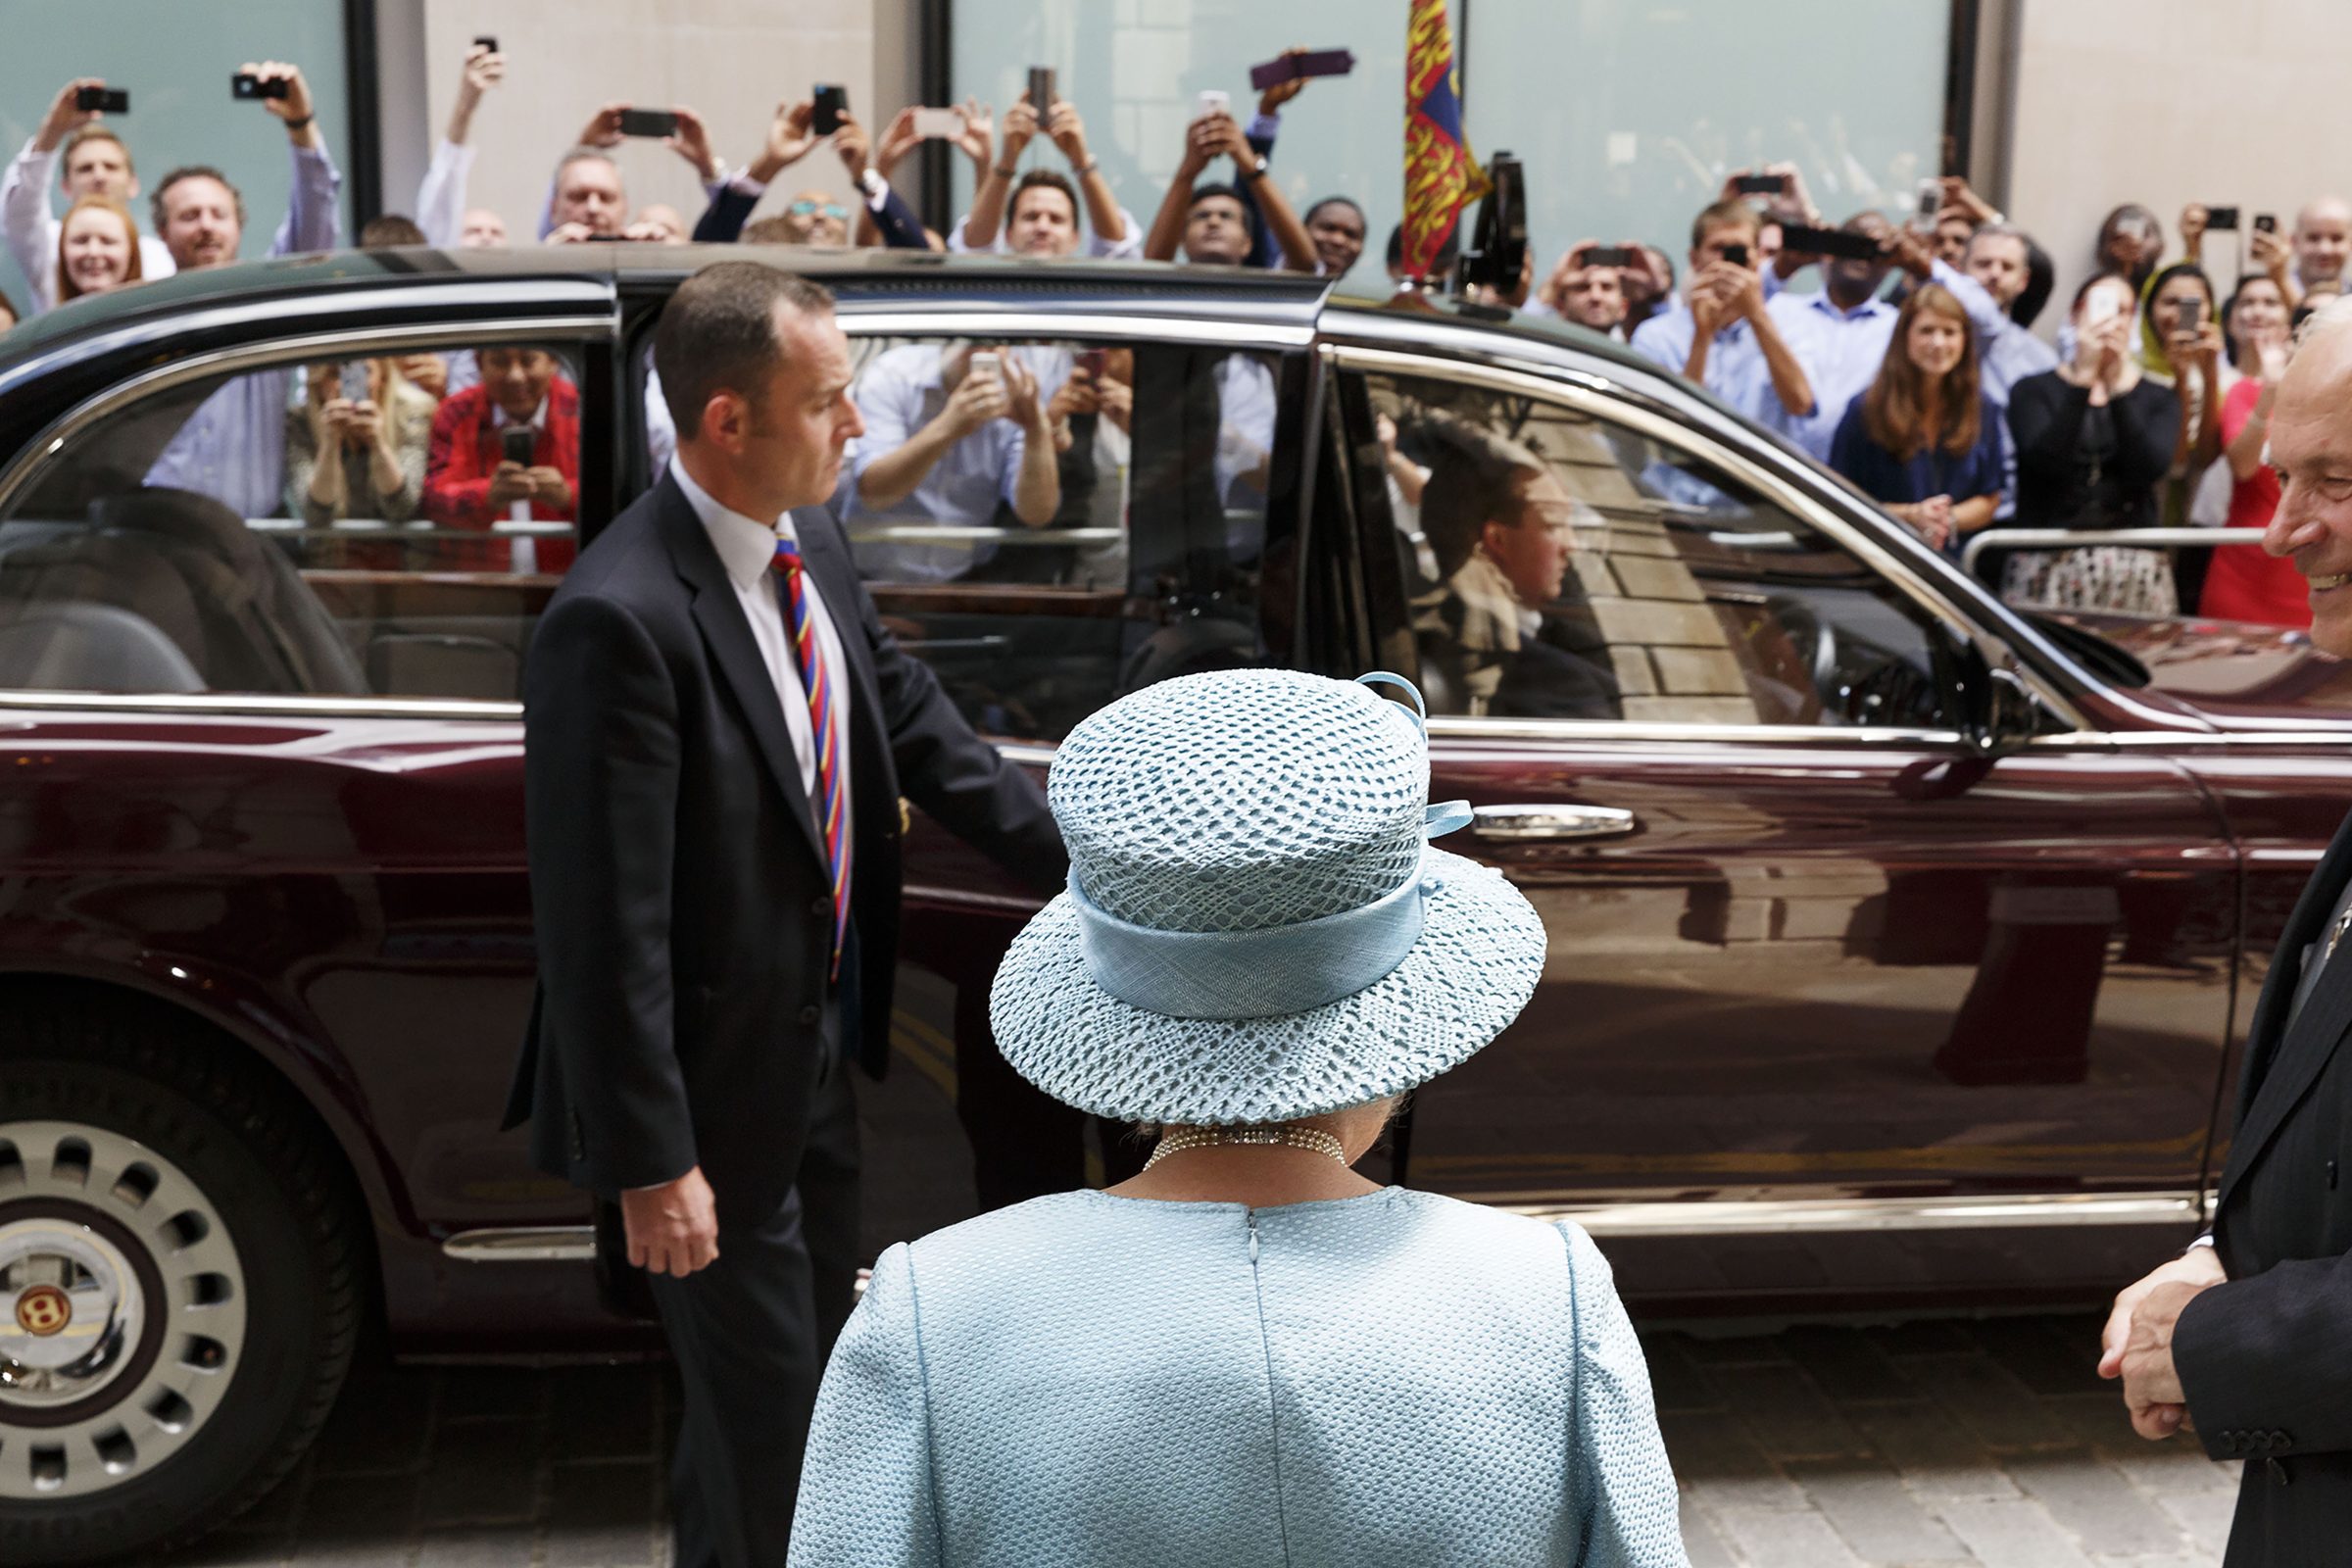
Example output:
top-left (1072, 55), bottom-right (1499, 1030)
top-left (968, 350), bottom-right (1003, 385)
top-left (810, 85), bottom-right (849, 136)
top-left (2176, 301), bottom-right (2204, 333)
top-left (617, 107), bottom-right (679, 138)
top-left (2255, 213), bottom-right (2278, 235)
top-left (1734, 172), bottom-right (1786, 196)
top-left (231, 73), bottom-right (290, 101)
top-left (338, 363), bottom-right (369, 405)
top-left (501, 428), bottom-right (538, 467)
top-left (1197, 88), bottom-right (1230, 120)
top-left (1780, 222), bottom-right (1883, 262)
top-left (2084, 289), bottom-right (2124, 328)
top-left (1915, 176), bottom-right (1942, 222)
top-left (2203, 205), bottom-right (2240, 231)
top-left (911, 106), bottom-right (965, 140)
top-left (1248, 48), bottom-right (1355, 90)
top-left (1720, 242), bottom-right (1750, 268)
top-left (1075, 347), bottom-right (1107, 378)
top-left (75, 85), bottom-right (129, 114)
top-left (1028, 67), bottom-right (1056, 112)
top-left (472, 34), bottom-right (498, 53)
top-left (1583, 245), bottom-right (1639, 269)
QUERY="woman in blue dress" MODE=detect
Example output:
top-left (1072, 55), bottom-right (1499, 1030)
top-left (788, 667), bottom-right (1687, 1567)
top-left (1829, 281), bottom-right (2007, 562)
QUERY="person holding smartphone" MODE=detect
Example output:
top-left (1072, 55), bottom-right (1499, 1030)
top-left (2136, 265), bottom-right (2228, 512)
top-left (2, 77), bottom-right (176, 309)
top-left (1530, 241), bottom-right (1632, 337)
top-left (954, 82), bottom-right (1140, 259)
top-left (2193, 276), bottom-right (2306, 626)
top-left (286, 358), bottom-right (436, 540)
top-left (420, 346), bottom-right (581, 572)
top-left (1996, 273), bottom-right (2183, 612)
top-left (1628, 199), bottom-right (1816, 434)
top-left (414, 41), bottom-right (508, 249)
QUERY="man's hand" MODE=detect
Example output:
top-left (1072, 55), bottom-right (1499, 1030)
top-left (833, 111), bottom-right (872, 183)
top-left (35, 78), bottom-right (106, 152)
top-left (2099, 1247), bottom-right (2225, 1436)
top-left (621, 1166), bottom-right (720, 1278)
top-left (1096, 372), bottom-right (1133, 435)
top-left (2256, 327), bottom-right (2291, 382)
top-left (459, 44), bottom-right (504, 105)
top-left (1940, 174), bottom-right (1998, 226)
top-left (1047, 366), bottom-right (1099, 425)
top-left (343, 398), bottom-right (384, 452)
top-left (398, 352), bottom-right (449, 400)
top-left (938, 361), bottom-right (1007, 439)
top-left (1258, 47), bottom-right (1312, 117)
top-left (241, 61), bottom-right (316, 133)
top-left (664, 106), bottom-right (719, 184)
top-left (955, 98), bottom-right (996, 173)
top-left (1001, 355), bottom-right (1048, 433)
top-left (486, 462), bottom-right (535, 508)
top-left (747, 100), bottom-right (817, 185)
top-left (1001, 98), bottom-right (1040, 162)
top-left (2174, 319), bottom-right (2225, 374)
top-left (1885, 224), bottom-right (1936, 281)
top-left (874, 107), bottom-right (923, 181)
top-left (1045, 102), bottom-right (1091, 169)
top-left (527, 466), bottom-right (574, 510)
top-left (546, 220), bottom-right (598, 245)
top-left (2252, 223), bottom-right (2293, 286)
top-left (2179, 202), bottom-right (2209, 259)
top-left (577, 102), bottom-right (629, 150)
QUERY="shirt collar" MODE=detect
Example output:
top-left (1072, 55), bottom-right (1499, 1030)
top-left (491, 396), bottom-right (549, 430)
top-left (669, 455), bottom-right (795, 593)
top-left (1805, 291), bottom-right (1893, 324)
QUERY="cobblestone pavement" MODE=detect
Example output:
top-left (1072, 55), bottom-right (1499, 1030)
top-left (168, 1311), bottom-right (2237, 1568)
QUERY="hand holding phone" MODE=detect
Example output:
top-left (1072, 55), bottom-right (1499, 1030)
top-left (811, 85), bottom-right (849, 136)
top-left (1028, 67), bottom-right (1056, 113)
top-left (502, 427), bottom-right (539, 467)
top-left (1581, 244), bottom-right (1639, 270)
top-left (473, 34), bottom-right (498, 53)
top-left (1779, 223), bottom-right (1883, 263)
top-left (75, 85), bottom-right (129, 114)
top-left (1733, 172), bottom-right (1786, 197)
top-left (617, 107), bottom-right (680, 138)
top-left (2254, 213), bottom-right (2278, 235)
top-left (1196, 88), bottom-right (1230, 121)
top-left (1248, 48), bottom-right (1355, 91)
top-left (1720, 242), bottom-right (1750, 269)
top-left (911, 106), bottom-right (965, 140)
top-left (231, 73), bottom-right (291, 101)
top-left (2202, 205), bottom-right (2240, 231)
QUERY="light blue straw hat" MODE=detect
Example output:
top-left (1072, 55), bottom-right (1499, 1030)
top-left (990, 668), bottom-right (1547, 1126)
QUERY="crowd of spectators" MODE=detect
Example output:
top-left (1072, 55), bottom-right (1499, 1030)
top-left (0, 40), bottom-right (2332, 627)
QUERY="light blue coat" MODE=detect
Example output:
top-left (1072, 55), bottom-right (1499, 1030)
top-left (788, 1186), bottom-right (1689, 1566)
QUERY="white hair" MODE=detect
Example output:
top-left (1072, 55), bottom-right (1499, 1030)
top-left (2295, 291), bottom-right (2352, 353)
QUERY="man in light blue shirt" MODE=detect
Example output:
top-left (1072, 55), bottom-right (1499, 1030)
top-left (1768, 211), bottom-right (2009, 465)
top-left (1962, 222), bottom-right (2059, 519)
top-left (1630, 200), bottom-right (1818, 438)
top-left (143, 61), bottom-right (342, 519)
top-left (841, 343), bottom-right (1060, 582)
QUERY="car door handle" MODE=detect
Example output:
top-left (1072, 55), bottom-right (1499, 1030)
top-left (1470, 804), bottom-right (1640, 842)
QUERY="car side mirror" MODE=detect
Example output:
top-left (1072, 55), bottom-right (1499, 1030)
top-left (1947, 627), bottom-right (2041, 754)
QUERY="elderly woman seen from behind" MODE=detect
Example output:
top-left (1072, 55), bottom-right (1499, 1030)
top-left (788, 668), bottom-right (1687, 1567)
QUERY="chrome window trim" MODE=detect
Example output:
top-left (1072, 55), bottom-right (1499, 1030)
top-left (1324, 338), bottom-right (2097, 734)
top-left (1503, 1190), bottom-right (2206, 1236)
top-left (2031, 728), bottom-right (2352, 750)
top-left (838, 309), bottom-right (1314, 350)
top-left (0, 690), bottom-right (522, 720)
top-left (1426, 716), bottom-right (1969, 749)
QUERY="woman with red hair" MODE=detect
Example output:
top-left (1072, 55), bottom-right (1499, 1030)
top-left (53, 193), bottom-right (143, 305)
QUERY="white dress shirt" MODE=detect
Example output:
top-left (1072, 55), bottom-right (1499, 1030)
top-left (669, 456), bottom-right (855, 833)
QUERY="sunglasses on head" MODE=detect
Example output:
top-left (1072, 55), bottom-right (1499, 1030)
top-left (788, 200), bottom-right (851, 221)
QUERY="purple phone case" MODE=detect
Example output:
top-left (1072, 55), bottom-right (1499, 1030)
top-left (1249, 48), bottom-right (1355, 90)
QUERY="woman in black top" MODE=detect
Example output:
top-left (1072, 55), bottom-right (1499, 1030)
top-left (2000, 271), bottom-right (2184, 614)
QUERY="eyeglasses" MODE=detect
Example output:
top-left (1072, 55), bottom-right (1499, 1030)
top-left (788, 200), bottom-right (850, 221)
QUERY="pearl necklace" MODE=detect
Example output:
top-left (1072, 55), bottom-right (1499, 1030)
top-left (1142, 1124), bottom-right (1350, 1172)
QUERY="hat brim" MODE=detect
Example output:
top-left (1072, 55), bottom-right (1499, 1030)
top-left (989, 846), bottom-right (1547, 1126)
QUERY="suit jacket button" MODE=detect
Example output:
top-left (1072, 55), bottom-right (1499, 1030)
top-left (2271, 1430), bottom-right (2291, 1451)
top-left (798, 1004), bottom-right (820, 1027)
top-left (2217, 1431), bottom-right (2239, 1453)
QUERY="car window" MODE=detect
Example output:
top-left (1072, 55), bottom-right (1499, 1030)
top-left (835, 335), bottom-right (1284, 742)
top-left (0, 339), bottom-right (593, 703)
top-left (1361, 365), bottom-right (1959, 731)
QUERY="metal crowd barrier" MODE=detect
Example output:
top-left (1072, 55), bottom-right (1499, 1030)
top-left (244, 517), bottom-right (577, 537)
top-left (1958, 527), bottom-right (2269, 577)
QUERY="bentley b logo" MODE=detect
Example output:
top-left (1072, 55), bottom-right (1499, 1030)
top-left (15, 1284), bottom-right (70, 1337)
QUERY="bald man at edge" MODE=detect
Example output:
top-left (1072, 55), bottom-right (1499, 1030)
top-left (2101, 295), bottom-right (2352, 1568)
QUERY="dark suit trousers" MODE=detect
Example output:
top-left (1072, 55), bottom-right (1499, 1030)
top-left (651, 1024), bottom-right (858, 1568)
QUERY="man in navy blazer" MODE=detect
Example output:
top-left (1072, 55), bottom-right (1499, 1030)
top-left (2101, 299), bottom-right (2352, 1567)
top-left (505, 261), bottom-right (1061, 1565)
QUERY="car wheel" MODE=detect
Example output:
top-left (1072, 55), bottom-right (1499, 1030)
top-left (0, 1010), bottom-right (363, 1566)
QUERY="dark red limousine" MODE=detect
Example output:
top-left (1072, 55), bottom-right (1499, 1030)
top-left (1, 247), bottom-right (2347, 1561)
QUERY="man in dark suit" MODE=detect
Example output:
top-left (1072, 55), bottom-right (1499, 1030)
top-left (2100, 301), bottom-right (2352, 1566)
top-left (504, 261), bottom-right (1062, 1566)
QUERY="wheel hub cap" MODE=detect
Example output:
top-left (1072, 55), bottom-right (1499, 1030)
top-left (0, 1121), bottom-right (247, 1498)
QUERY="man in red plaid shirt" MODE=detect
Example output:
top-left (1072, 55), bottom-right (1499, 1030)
top-left (421, 345), bottom-right (581, 571)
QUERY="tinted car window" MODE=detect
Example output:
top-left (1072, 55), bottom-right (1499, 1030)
top-left (838, 335), bottom-right (1283, 741)
top-left (0, 340), bottom-right (589, 703)
top-left (1363, 366), bottom-right (1959, 731)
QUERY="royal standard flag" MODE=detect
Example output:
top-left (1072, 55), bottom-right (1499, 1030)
top-left (1402, 0), bottom-right (1488, 281)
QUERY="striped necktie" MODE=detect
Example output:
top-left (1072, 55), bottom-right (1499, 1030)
top-left (770, 537), bottom-right (849, 980)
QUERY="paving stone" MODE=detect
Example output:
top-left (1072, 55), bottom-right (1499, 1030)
top-left (1784, 1457), bottom-right (1969, 1562)
top-left (2037, 1390), bottom-right (2144, 1449)
top-left (1903, 1351), bottom-right (2071, 1452)
top-left (1711, 1362), bottom-right (1871, 1460)
top-left (544, 1461), bottom-right (663, 1566)
top-left (2003, 1450), bottom-right (2185, 1557)
top-left (2151, 1480), bottom-right (2238, 1556)
top-left (1779, 1325), bottom-right (1916, 1403)
top-left (416, 1523), bottom-right (539, 1568)
top-left (1935, 1497), bottom-right (2099, 1568)
top-left (433, 1367), bottom-right (550, 1426)
top-left (314, 1364), bottom-right (437, 1476)
top-left (1706, 1501), bottom-right (1868, 1568)
top-left (2099, 1443), bottom-right (2240, 1496)
top-left (416, 1419), bottom-right (542, 1526)
top-left (1675, 1494), bottom-right (1741, 1568)
top-left (1846, 1402), bottom-right (2023, 1502)
top-left (1640, 1334), bottom-right (1727, 1413)
top-left (1970, 1316), bottom-right (2106, 1396)
top-left (1660, 1410), bottom-right (1809, 1512)
top-left (548, 1363), bottom-right (662, 1463)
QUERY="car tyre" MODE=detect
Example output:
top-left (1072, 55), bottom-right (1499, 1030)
top-left (0, 1000), bottom-right (363, 1565)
